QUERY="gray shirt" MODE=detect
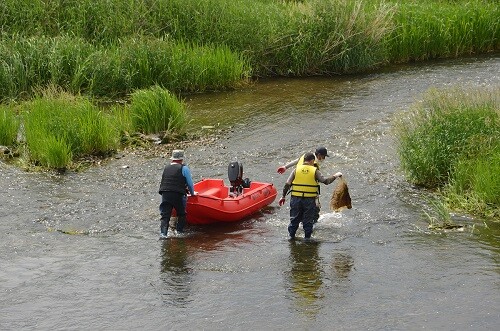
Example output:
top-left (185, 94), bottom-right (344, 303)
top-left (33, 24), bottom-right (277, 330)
top-left (285, 167), bottom-right (336, 186)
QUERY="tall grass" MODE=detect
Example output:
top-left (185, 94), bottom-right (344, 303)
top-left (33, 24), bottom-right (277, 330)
top-left (0, 36), bottom-right (95, 101)
top-left (388, 0), bottom-right (499, 62)
top-left (395, 86), bottom-right (499, 187)
top-left (80, 38), bottom-right (249, 97)
top-left (152, 0), bottom-right (396, 75)
top-left (0, 35), bottom-right (249, 101)
top-left (0, 0), bottom-right (498, 100)
top-left (444, 144), bottom-right (500, 217)
top-left (2, 85), bottom-right (188, 169)
top-left (394, 86), bottom-right (500, 217)
top-left (109, 105), bottom-right (134, 138)
top-left (23, 89), bottom-right (119, 168)
top-left (0, 0), bottom-right (144, 43)
top-left (0, 105), bottom-right (19, 146)
top-left (263, 0), bottom-right (395, 75)
top-left (129, 86), bottom-right (187, 135)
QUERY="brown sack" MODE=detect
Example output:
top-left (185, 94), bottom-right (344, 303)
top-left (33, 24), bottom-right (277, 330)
top-left (330, 177), bottom-right (352, 212)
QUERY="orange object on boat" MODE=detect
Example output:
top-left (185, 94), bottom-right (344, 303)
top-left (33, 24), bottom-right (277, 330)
top-left (186, 178), bottom-right (277, 225)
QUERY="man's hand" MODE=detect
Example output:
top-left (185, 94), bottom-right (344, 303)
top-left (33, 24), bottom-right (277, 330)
top-left (277, 166), bottom-right (286, 174)
top-left (278, 197), bottom-right (286, 206)
top-left (334, 172), bottom-right (343, 178)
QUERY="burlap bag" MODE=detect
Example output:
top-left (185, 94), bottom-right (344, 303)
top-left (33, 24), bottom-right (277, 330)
top-left (330, 177), bottom-right (352, 212)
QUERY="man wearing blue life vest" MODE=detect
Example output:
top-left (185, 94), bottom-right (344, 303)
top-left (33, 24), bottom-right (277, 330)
top-left (278, 152), bottom-right (342, 239)
top-left (158, 149), bottom-right (196, 239)
top-left (277, 146), bottom-right (330, 223)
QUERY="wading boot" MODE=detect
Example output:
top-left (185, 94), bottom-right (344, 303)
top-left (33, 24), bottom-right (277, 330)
top-left (160, 217), bottom-right (169, 239)
top-left (176, 215), bottom-right (187, 233)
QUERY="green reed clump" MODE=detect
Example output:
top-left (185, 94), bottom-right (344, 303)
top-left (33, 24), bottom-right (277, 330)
top-left (276, 0), bottom-right (395, 75)
top-left (3, 0), bottom-right (396, 77)
top-left (129, 86), bottom-right (187, 135)
top-left (422, 195), bottom-right (454, 230)
top-left (0, 105), bottom-right (19, 146)
top-left (395, 86), bottom-right (500, 218)
top-left (0, 34), bottom-right (249, 101)
top-left (395, 86), bottom-right (499, 188)
top-left (109, 105), bottom-right (134, 137)
top-left (0, 35), bottom-right (96, 101)
top-left (443, 143), bottom-right (500, 218)
top-left (0, 0), bottom-right (143, 43)
top-left (75, 38), bottom-right (249, 97)
top-left (0, 41), bottom-right (26, 101)
top-left (389, 0), bottom-right (499, 62)
top-left (156, 0), bottom-right (396, 76)
top-left (151, 0), bottom-right (285, 71)
top-left (31, 135), bottom-right (73, 170)
top-left (23, 90), bottom-right (119, 169)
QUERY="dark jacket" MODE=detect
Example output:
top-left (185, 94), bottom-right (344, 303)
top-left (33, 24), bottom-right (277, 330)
top-left (159, 163), bottom-right (186, 195)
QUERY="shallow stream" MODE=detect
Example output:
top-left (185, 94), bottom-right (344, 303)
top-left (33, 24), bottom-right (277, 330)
top-left (1, 55), bottom-right (499, 330)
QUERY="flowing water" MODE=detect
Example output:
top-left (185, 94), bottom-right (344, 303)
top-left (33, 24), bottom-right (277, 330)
top-left (1, 56), bottom-right (499, 330)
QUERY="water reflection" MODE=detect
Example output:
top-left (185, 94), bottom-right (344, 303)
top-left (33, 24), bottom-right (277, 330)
top-left (158, 224), bottom-right (255, 308)
top-left (286, 240), bottom-right (324, 319)
top-left (160, 239), bottom-right (193, 307)
top-left (332, 252), bottom-right (354, 280)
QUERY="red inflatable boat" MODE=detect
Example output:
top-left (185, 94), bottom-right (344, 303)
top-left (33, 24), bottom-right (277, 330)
top-left (185, 162), bottom-right (277, 225)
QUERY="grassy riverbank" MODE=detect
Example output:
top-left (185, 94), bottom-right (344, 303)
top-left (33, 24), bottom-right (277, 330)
top-left (394, 86), bottom-right (500, 219)
top-left (1, 86), bottom-right (190, 170)
top-left (0, 0), bottom-right (498, 100)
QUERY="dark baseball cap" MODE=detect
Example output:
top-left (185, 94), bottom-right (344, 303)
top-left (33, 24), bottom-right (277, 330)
top-left (315, 147), bottom-right (329, 157)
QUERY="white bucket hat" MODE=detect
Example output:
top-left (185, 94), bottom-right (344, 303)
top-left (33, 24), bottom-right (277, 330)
top-left (170, 149), bottom-right (184, 161)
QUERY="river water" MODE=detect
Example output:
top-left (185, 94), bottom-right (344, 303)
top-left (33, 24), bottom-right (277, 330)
top-left (1, 56), bottom-right (499, 330)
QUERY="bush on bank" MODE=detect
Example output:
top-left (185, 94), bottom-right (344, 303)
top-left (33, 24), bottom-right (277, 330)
top-left (130, 86), bottom-right (187, 135)
top-left (394, 86), bottom-right (500, 218)
top-left (22, 90), bottom-right (119, 169)
top-left (4, 86), bottom-right (188, 170)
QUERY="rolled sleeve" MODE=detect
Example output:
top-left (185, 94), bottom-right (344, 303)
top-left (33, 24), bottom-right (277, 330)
top-left (316, 170), bottom-right (335, 185)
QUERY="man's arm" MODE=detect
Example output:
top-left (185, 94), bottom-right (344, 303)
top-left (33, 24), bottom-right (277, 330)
top-left (284, 158), bottom-right (300, 170)
top-left (182, 166), bottom-right (195, 195)
top-left (278, 171), bottom-right (295, 206)
top-left (315, 169), bottom-right (342, 185)
top-left (277, 157), bottom-right (300, 174)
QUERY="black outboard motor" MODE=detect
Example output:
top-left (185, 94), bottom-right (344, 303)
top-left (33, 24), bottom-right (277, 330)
top-left (228, 161), bottom-right (251, 195)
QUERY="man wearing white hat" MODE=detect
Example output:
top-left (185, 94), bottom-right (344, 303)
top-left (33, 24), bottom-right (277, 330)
top-left (158, 149), bottom-right (195, 238)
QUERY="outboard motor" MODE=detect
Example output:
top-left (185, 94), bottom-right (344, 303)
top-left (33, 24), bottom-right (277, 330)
top-left (228, 161), bottom-right (251, 195)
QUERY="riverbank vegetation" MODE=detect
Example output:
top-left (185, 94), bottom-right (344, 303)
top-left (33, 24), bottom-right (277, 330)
top-left (0, 0), bottom-right (498, 223)
top-left (394, 86), bottom-right (500, 220)
top-left (0, 0), bottom-right (497, 101)
top-left (0, 86), bottom-right (189, 170)
top-left (0, 106), bottom-right (19, 146)
top-left (22, 89), bottom-right (118, 169)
